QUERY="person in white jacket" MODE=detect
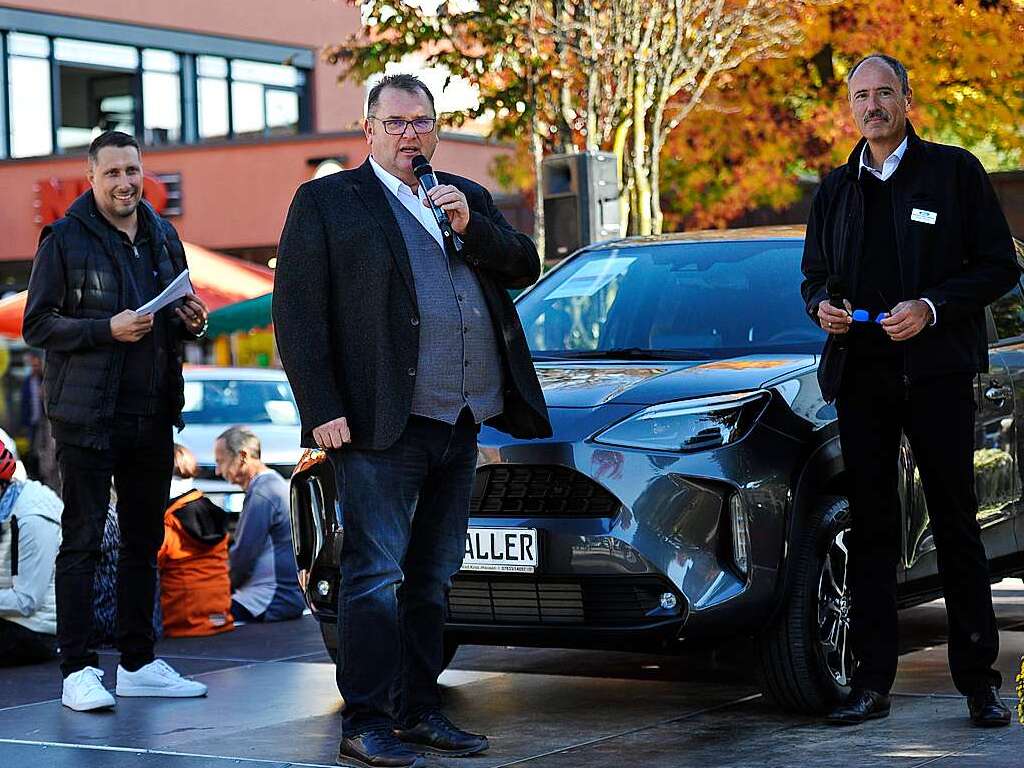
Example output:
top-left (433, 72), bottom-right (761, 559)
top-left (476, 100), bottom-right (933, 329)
top-left (0, 444), bottom-right (63, 665)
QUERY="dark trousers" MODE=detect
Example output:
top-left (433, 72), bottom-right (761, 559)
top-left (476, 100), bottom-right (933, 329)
top-left (329, 409), bottom-right (478, 737)
top-left (0, 617), bottom-right (57, 666)
top-left (837, 364), bottom-right (1001, 696)
top-left (55, 414), bottom-right (173, 678)
top-left (230, 599), bottom-right (264, 623)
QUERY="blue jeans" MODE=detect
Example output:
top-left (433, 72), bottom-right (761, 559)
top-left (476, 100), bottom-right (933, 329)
top-left (328, 410), bottom-right (478, 737)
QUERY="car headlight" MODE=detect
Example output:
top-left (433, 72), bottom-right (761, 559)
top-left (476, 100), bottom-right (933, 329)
top-left (592, 390), bottom-right (770, 452)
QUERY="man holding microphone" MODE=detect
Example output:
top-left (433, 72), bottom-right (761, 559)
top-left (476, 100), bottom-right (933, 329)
top-left (274, 74), bottom-right (550, 767)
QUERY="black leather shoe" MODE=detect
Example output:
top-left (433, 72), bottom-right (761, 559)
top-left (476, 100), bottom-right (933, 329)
top-left (337, 728), bottom-right (426, 768)
top-left (967, 686), bottom-right (1011, 728)
top-left (395, 711), bottom-right (489, 757)
top-left (825, 689), bottom-right (891, 725)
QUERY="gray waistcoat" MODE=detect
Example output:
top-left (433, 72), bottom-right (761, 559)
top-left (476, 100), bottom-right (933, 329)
top-left (383, 189), bottom-right (504, 424)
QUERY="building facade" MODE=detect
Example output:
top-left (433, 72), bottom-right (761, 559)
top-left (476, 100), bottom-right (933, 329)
top-left (0, 1), bottom-right (516, 283)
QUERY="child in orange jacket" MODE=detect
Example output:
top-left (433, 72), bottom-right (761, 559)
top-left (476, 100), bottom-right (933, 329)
top-left (157, 445), bottom-right (233, 637)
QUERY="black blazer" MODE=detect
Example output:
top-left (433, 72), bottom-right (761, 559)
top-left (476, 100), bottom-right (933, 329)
top-left (800, 125), bottom-right (1017, 402)
top-left (273, 159), bottom-right (552, 449)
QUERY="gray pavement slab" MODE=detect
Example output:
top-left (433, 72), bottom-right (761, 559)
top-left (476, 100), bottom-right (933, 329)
top-left (0, 655), bottom-right (245, 712)
top-left (488, 695), bottom-right (1021, 768)
top-left (0, 581), bottom-right (1021, 768)
top-left (0, 741), bottom-right (310, 768)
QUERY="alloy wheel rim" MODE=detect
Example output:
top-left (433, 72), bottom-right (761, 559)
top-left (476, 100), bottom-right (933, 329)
top-left (817, 527), bottom-right (854, 687)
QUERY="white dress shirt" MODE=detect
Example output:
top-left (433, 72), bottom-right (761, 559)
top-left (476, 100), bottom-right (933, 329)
top-left (857, 136), bottom-right (936, 325)
top-left (858, 135), bottom-right (908, 182)
top-left (369, 155), bottom-right (445, 249)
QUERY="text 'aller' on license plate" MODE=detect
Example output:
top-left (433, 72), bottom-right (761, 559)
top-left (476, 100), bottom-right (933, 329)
top-left (462, 527), bottom-right (539, 574)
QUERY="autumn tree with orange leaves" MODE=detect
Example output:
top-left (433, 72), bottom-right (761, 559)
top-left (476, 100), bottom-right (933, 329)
top-left (326, 0), bottom-right (809, 245)
top-left (660, 0), bottom-right (1024, 230)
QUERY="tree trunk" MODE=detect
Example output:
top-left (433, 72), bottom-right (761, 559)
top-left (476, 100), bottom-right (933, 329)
top-left (612, 118), bottom-right (632, 237)
top-left (631, 74), bottom-right (653, 236)
top-left (532, 124), bottom-right (546, 267)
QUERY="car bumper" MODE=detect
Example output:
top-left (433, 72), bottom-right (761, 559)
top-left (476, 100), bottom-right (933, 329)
top-left (296, 415), bottom-right (796, 647)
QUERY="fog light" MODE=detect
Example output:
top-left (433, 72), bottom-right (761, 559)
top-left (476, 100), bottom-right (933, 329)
top-left (730, 493), bottom-right (750, 576)
top-left (316, 580), bottom-right (331, 597)
top-left (659, 592), bottom-right (678, 611)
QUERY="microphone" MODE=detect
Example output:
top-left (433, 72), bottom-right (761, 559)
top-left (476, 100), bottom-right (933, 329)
top-left (825, 276), bottom-right (848, 346)
top-left (826, 276), bottom-right (847, 310)
top-left (411, 154), bottom-right (464, 253)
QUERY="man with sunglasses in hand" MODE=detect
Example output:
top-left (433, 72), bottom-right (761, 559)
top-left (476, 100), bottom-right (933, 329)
top-left (801, 54), bottom-right (1016, 728)
top-left (274, 74), bottom-right (550, 768)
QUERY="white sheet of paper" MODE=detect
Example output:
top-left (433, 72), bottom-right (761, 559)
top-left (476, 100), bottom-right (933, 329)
top-left (136, 269), bottom-right (194, 315)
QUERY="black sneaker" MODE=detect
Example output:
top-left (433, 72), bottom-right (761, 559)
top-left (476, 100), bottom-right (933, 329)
top-left (337, 726), bottom-right (426, 768)
top-left (395, 711), bottom-right (489, 757)
top-left (967, 686), bottom-right (1011, 728)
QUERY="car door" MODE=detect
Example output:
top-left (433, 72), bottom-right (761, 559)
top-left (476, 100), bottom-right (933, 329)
top-left (989, 255), bottom-right (1024, 557)
top-left (903, 275), bottom-right (1024, 577)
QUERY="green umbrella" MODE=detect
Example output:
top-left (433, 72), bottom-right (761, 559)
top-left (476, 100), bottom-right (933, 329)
top-left (206, 293), bottom-right (273, 338)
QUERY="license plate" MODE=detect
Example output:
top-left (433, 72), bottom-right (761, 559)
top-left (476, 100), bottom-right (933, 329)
top-left (462, 527), bottom-right (539, 574)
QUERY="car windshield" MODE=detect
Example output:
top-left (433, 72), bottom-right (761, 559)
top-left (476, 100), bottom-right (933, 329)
top-left (182, 379), bottom-right (299, 425)
top-left (516, 239), bottom-right (824, 358)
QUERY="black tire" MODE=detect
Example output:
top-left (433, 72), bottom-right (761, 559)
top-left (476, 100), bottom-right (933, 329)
top-left (756, 496), bottom-right (853, 713)
top-left (320, 619), bottom-right (339, 664)
top-left (320, 620), bottom-right (459, 672)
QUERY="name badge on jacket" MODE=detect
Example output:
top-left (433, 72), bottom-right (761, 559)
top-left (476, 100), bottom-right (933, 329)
top-left (910, 208), bottom-right (938, 225)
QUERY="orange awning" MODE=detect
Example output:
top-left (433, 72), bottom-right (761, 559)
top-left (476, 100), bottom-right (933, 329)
top-left (0, 242), bottom-right (274, 339)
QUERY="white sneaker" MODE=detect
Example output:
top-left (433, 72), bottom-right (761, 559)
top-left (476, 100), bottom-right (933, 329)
top-left (62, 667), bottom-right (117, 711)
top-left (115, 659), bottom-right (208, 698)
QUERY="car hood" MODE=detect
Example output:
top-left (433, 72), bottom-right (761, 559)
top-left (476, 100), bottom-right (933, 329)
top-left (176, 423), bottom-right (303, 466)
top-left (534, 354), bottom-right (817, 408)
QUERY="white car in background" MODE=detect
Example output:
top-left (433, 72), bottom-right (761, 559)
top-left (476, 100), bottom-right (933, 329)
top-left (178, 367), bottom-right (302, 515)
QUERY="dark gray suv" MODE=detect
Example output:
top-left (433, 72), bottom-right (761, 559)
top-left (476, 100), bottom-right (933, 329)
top-left (290, 227), bottom-right (1024, 712)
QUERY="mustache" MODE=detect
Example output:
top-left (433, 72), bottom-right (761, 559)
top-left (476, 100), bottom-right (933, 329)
top-left (864, 109), bottom-right (890, 122)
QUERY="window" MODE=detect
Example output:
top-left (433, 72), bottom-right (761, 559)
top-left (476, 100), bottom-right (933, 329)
top-left (182, 379), bottom-right (299, 425)
top-left (54, 38), bottom-right (139, 151)
top-left (142, 49), bottom-right (180, 145)
top-left (230, 59), bottom-right (304, 138)
top-left (1, 25), bottom-right (311, 158)
top-left (197, 55), bottom-right (229, 139)
top-left (517, 241), bottom-right (825, 356)
top-left (7, 33), bottom-right (52, 158)
top-left (991, 282), bottom-right (1024, 342)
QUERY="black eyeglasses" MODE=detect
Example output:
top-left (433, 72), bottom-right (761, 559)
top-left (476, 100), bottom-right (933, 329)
top-left (367, 116), bottom-right (437, 135)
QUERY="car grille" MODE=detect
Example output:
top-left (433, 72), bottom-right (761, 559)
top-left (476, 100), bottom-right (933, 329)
top-left (447, 575), bottom-right (680, 626)
top-left (471, 465), bottom-right (620, 518)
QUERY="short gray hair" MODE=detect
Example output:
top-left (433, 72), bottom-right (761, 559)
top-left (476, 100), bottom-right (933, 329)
top-left (847, 54), bottom-right (911, 96)
top-left (217, 426), bottom-right (261, 460)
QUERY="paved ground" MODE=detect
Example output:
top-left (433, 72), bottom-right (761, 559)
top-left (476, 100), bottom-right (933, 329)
top-left (1, 582), bottom-right (1022, 768)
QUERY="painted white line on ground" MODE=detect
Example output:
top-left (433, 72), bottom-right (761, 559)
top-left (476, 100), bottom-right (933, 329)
top-left (0, 697), bottom-right (63, 715)
top-left (0, 738), bottom-right (337, 767)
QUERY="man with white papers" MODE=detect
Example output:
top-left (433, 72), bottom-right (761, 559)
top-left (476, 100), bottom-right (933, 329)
top-left (23, 131), bottom-right (209, 712)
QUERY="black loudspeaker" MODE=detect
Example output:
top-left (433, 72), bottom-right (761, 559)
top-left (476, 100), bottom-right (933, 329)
top-left (542, 151), bottom-right (620, 262)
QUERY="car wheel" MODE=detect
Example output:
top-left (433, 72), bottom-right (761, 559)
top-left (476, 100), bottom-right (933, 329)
top-left (320, 620), bottom-right (339, 664)
top-left (756, 496), bottom-right (853, 713)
